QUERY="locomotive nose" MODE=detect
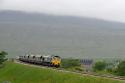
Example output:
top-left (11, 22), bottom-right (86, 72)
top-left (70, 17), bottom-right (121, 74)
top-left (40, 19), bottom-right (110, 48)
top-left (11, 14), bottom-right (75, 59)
top-left (52, 59), bottom-right (60, 65)
top-left (51, 57), bottom-right (61, 66)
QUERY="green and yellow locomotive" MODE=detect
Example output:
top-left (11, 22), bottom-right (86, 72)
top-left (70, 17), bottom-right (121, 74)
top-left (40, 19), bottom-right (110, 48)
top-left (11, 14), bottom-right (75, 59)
top-left (19, 54), bottom-right (61, 67)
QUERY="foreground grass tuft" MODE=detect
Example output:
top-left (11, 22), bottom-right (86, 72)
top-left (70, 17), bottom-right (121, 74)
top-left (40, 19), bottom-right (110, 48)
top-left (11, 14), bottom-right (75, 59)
top-left (0, 62), bottom-right (124, 83)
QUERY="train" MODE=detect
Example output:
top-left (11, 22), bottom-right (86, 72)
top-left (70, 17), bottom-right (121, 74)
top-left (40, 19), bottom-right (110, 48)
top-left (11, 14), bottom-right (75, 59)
top-left (19, 54), bottom-right (61, 67)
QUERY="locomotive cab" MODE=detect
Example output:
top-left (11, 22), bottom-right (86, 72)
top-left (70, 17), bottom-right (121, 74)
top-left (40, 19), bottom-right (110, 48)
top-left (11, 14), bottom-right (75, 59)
top-left (51, 56), bottom-right (61, 67)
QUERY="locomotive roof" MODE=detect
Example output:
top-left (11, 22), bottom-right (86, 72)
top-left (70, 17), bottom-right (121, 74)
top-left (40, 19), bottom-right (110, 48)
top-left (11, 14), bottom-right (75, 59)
top-left (35, 55), bottom-right (42, 57)
top-left (29, 54), bottom-right (35, 57)
top-left (42, 55), bottom-right (52, 58)
top-left (23, 54), bottom-right (60, 58)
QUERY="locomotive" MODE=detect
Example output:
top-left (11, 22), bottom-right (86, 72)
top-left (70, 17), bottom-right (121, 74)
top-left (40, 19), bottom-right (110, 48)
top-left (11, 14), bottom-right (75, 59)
top-left (19, 54), bottom-right (61, 67)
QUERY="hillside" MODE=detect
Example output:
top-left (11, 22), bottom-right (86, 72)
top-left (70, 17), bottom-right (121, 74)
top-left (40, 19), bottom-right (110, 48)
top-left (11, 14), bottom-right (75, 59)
top-left (0, 62), bottom-right (124, 83)
top-left (1, 11), bottom-right (125, 58)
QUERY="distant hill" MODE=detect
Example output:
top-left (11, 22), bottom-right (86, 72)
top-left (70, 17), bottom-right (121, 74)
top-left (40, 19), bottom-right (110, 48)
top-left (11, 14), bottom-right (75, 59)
top-left (0, 11), bottom-right (125, 29)
top-left (0, 10), bottom-right (125, 58)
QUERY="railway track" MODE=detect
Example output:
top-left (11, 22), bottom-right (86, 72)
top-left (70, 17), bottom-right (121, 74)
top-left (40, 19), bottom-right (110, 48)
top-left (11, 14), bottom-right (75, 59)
top-left (14, 60), bottom-right (125, 81)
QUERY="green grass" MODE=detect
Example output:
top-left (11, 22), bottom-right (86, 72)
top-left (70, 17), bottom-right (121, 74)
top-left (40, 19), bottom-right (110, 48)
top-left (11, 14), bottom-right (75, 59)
top-left (0, 62), bottom-right (124, 83)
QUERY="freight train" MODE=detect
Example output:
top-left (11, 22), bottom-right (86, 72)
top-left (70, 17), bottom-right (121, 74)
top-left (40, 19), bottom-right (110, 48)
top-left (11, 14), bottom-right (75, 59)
top-left (19, 54), bottom-right (61, 67)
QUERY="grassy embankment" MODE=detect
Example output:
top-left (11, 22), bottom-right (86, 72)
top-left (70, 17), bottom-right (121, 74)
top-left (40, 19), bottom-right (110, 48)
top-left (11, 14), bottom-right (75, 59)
top-left (0, 62), bottom-right (124, 83)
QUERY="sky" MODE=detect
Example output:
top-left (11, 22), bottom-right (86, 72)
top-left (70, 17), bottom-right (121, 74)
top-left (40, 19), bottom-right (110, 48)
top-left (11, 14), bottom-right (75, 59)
top-left (0, 0), bottom-right (125, 22)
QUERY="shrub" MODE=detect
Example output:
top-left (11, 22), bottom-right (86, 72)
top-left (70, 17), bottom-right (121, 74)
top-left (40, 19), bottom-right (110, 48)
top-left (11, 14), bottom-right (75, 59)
top-left (106, 68), bottom-right (113, 73)
top-left (93, 61), bottom-right (107, 71)
top-left (115, 61), bottom-right (125, 76)
top-left (75, 67), bottom-right (84, 72)
top-left (61, 58), bottom-right (80, 68)
top-left (0, 51), bottom-right (8, 65)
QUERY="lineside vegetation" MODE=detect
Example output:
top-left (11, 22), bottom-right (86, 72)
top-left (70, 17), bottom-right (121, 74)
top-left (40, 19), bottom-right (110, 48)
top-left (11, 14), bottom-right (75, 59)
top-left (0, 62), bottom-right (124, 83)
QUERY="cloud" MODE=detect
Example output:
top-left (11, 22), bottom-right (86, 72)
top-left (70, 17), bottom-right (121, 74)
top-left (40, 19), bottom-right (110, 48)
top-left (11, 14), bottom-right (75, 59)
top-left (0, 0), bottom-right (125, 22)
top-left (0, 0), bottom-right (3, 6)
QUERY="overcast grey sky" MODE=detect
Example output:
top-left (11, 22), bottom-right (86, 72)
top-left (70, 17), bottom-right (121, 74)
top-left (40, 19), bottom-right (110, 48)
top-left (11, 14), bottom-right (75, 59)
top-left (0, 0), bottom-right (125, 22)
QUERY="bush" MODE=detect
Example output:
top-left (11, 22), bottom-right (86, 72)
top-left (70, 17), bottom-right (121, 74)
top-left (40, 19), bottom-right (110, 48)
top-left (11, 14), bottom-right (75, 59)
top-left (61, 58), bottom-right (80, 68)
top-left (75, 67), bottom-right (84, 72)
top-left (0, 51), bottom-right (8, 65)
top-left (93, 61), bottom-right (107, 71)
top-left (115, 61), bottom-right (125, 76)
top-left (106, 68), bottom-right (113, 73)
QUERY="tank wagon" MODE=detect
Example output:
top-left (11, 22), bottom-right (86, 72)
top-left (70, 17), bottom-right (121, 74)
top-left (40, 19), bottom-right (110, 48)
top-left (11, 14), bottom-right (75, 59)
top-left (19, 54), bottom-right (61, 67)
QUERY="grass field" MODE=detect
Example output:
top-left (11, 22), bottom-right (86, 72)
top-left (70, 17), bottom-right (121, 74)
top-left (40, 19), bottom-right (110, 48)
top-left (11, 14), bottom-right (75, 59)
top-left (0, 62), bottom-right (124, 83)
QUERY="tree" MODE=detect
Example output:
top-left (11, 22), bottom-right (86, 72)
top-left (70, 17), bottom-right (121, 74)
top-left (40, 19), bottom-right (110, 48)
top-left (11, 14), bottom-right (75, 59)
top-left (0, 51), bottom-right (8, 64)
top-left (115, 61), bottom-right (125, 76)
top-left (93, 61), bottom-right (106, 71)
